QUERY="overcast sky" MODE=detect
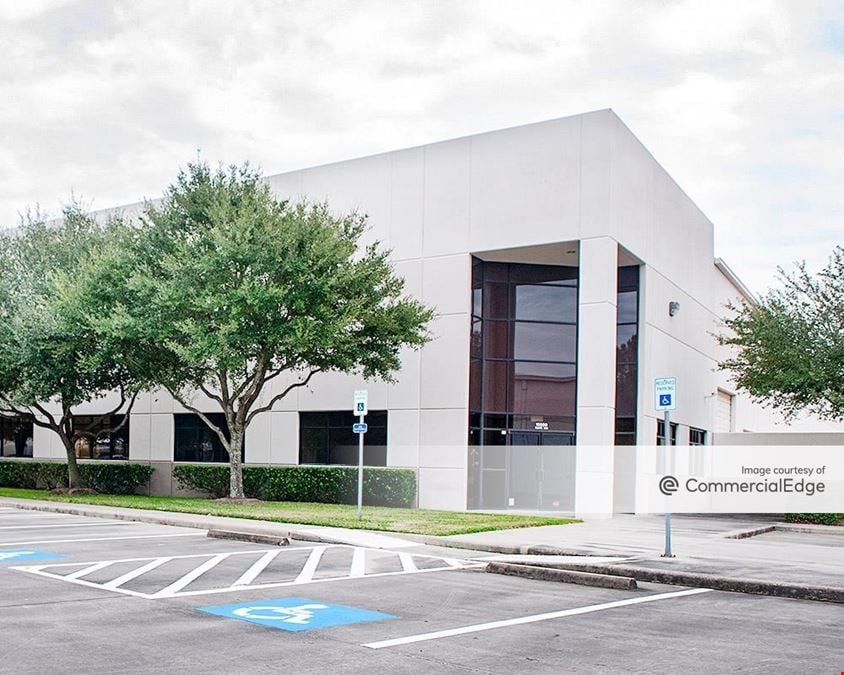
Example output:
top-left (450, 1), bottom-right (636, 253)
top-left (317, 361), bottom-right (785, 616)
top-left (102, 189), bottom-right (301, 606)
top-left (1, 0), bottom-right (841, 293)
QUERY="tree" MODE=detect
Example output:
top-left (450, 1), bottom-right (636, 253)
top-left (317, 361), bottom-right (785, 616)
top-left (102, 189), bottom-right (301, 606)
top-left (0, 207), bottom-right (139, 489)
top-left (719, 247), bottom-right (844, 421)
top-left (95, 163), bottom-right (433, 499)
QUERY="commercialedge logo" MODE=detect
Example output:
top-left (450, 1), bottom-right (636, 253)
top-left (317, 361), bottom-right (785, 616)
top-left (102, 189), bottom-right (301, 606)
top-left (659, 475), bottom-right (679, 496)
top-left (659, 475), bottom-right (826, 497)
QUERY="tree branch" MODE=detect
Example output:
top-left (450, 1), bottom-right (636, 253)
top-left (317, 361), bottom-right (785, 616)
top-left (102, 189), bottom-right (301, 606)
top-left (166, 387), bottom-right (230, 451)
top-left (245, 369), bottom-right (320, 425)
top-left (198, 383), bottom-right (224, 407)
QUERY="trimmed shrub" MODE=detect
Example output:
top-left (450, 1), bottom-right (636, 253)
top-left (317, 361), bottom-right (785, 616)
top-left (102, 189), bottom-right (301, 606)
top-left (173, 464), bottom-right (417, 508)
top-left (171, 464), bottom-right (230, 498)
top-left (0, 460), bottom-right (154, 494)
top-left (784, 513), bottom-right (843, 526)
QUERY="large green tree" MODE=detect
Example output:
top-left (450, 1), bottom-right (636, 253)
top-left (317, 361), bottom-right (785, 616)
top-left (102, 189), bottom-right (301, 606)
top-left (0, 207), bottom-right (139, 489)
top-left (93, 163), bottom-right (433, 499)
top-left (719, 247), bottom-right (844, 420)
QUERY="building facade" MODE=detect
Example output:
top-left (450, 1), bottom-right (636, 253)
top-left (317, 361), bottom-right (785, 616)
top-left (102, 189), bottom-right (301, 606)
top-left (8, 109), bottom-right (840, 513)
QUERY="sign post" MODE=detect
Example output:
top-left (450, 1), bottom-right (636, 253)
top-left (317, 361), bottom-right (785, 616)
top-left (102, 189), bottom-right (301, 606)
top-left (654, 377), bottom-right (677, 558)
top-left (353, 390), bottom-right (368, 521)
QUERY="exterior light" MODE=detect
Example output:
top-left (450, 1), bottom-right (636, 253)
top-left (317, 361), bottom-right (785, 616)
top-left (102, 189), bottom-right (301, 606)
top-left (669, 301), bottom-right (680, 317)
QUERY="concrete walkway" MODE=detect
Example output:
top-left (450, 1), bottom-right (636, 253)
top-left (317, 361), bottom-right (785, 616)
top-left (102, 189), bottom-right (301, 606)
top-left (1, 498), bottom-right (841, 597)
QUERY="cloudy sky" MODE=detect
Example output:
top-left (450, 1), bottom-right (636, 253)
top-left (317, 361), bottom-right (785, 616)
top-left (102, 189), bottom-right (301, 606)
top-left (1, 0), bottom-right (841, 293)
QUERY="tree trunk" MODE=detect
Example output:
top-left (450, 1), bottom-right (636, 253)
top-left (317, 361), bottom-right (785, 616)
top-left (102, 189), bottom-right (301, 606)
top-left (228, 428), bottom-right (245, 499)
top-left (61, 435), bottom-right (82, 490)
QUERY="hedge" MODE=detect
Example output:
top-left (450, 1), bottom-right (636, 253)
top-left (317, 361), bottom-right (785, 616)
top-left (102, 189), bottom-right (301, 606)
top-left (173, 464), bottom-right (416, 507)
top-left (784, 513), bottom-right (843, 526)
top-left (0, 460), bottom-right (154, 495)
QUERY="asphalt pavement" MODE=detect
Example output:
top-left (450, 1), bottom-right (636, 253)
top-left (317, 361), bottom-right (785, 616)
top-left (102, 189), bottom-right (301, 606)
top-left (0, 506), bottom-right (841, 674)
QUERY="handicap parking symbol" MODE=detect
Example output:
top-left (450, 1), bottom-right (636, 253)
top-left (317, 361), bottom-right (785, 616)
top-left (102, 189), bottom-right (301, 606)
top-left (659, 394), bottom-right (672, 407)
top-left (0, 549), bottom-right (64, 564)
top-left (198, 597), bottom-right (395, 632)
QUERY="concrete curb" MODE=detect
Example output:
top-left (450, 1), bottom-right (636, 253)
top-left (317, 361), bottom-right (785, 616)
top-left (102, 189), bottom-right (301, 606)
top-left (528, 562), bottom-right (844, 604)
top-left (721, 523), bottom-right (844, 539)
top-left (486, 561), bottom-right (637, 590)
top-left (207, 529), bottom-right (290, 546)
top-left (721, 525), bottom-right (776, 540)
top-left (421, 536), bottom-right (622, 558)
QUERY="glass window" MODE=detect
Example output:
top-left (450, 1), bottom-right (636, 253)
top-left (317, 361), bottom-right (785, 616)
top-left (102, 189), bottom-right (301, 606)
top-left (689, 428), bottom-right (707, 446)
top-left (1, 416), bottom-right (33, 458)
top-left (616, 325), bottom-right (638, 364)
top-left (73, 415), bottom-right (129, 460)
top-left (509, 264), bottom-right (577, 285)
top-left (656, 420), bottom-right (678, 446)
top-left (615, 365), bottom-right (637, 417)
top-left (482, 360), bottom-right (509, 412)
top-left (483, 282), bottom-right (509, 319)
top-left (511, 361), bottom-right (576, 417)
top-left (174, 413), bottom-right (233, 463)
top-left (513, 322), bottom-right (576, 363)
top-left (614, 265), bottom-right (640, 444)
top-left (514, 285), bottom-right (577, 323)
top-left (483, 320), bottom-right (509, 359)
top-left (299, 411), bottom-right (387, 466)
top-left (469, 359), bottom-right (482, 411)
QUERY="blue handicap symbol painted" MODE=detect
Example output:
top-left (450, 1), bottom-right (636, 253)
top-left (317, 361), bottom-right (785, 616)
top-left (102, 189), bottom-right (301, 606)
top-left (0, 549), bottom-right (65, 564)
top-left (198, 597), bottom-right (395, 632)
top-left (659, 394), bottom-right (672, 406)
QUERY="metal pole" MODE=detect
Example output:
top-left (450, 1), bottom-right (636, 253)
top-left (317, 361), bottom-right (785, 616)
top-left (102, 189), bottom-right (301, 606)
top-left (663, 408), bottom-right (673, 557)
top-left (357, 413), bottom-right (364, 521)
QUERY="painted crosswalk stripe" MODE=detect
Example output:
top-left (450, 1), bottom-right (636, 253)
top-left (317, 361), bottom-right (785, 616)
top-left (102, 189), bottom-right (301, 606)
top-left (350, 547), bottom-right (366, 577)
top-left (363, 588), bottom-right (713, 649)
top-left (231, 550), bottom-right (280, 587)
top-left (154, 554), bottom-right (228, 597)
top-left (294, 546), bottom-right (327, 584)
top-left (65, 561), bottom-right (116, 580)
top-left (104, 557), bottom-right (173, 590)
top-left (398, 552), bottom-right (417, 572)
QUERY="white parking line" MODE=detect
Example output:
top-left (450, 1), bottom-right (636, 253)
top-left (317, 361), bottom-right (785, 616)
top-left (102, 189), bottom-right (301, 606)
top-left (0, 532), bottom-right (207, 546)
top-left (12, 545), bottom-right (485, 599)
top-left (363, 588), bottom-right (713, 649)
top-left (154, 554), bottom-right (228, 598)
top-left (231, 550), bottom-right (280, 587)
top-left (104, 557), bottom-right (173, 590)
top-left (294, 546), bottom-right (327, 584)
top-left (349, 547), bottom-right (366, 577)
top-left (398, 552), bottom-right (417, 572)
top-left (0, 522), bottom-right (140, 531)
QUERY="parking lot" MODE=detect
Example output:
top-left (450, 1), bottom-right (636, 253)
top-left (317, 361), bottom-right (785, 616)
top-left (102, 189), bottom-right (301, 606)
top-left (1, 506), bottom-right (841, 674)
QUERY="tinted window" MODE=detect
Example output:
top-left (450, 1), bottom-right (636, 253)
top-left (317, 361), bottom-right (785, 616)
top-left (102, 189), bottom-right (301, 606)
top-left (299, 411), bottom-right (387, 466)
top-left (73, 415), bottom-right (129, 460)
top-left (513, 322), bottom-right (576, 363)
top-left (174, 413), bottom-right (234, 463)
top-left (514, 285), bottom-right (577, 323)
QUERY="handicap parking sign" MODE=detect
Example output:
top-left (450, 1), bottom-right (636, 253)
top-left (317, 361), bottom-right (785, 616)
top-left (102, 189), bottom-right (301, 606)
top-left (659, 394), bottom-right (672, 407)
top-left (0, 549), bottom-right (64, 564)
top-left (198, 597), bottom-right (395, 632)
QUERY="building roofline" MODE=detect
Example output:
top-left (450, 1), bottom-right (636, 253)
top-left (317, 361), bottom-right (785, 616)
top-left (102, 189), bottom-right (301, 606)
top-left (714, 257), bottom-right (758, 305)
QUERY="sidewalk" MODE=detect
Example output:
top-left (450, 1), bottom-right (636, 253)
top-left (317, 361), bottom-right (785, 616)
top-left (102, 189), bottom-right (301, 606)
top-left (3, 497), bottom-right (842, 600)
top-left (438, 514), bottom-right (844, 595)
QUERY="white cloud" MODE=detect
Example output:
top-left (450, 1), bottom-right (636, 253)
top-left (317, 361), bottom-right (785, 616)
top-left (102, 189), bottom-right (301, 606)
top-left (0, 0), bottom-right (841, 293)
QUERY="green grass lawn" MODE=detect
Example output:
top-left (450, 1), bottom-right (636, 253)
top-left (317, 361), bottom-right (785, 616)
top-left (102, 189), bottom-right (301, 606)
top-left (0, 488), bottom-right (579, 536)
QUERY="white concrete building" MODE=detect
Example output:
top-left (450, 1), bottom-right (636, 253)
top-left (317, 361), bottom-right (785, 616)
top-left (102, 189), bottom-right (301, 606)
top-left (8, 109), bottom-right (840, 512)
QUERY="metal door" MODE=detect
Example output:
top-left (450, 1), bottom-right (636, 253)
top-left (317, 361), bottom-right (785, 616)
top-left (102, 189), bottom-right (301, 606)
top-left (506, 431), bottom-right (575, 511)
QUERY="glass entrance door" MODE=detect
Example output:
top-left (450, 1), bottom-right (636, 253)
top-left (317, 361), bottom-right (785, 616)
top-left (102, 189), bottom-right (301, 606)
top-left (507, 431), bottom-right (575, 511)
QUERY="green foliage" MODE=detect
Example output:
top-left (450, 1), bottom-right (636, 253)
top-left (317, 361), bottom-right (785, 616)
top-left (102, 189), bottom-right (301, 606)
top-left (0, 206), bottom-right (136, 411)
top-left (0, 460), bottom-right (154, 494)
top-left (784, 513), bottom-right (843, 526)
top-left (173, 464), bottom-right (416, 507)
top-left (719, 247), bottom-right (844, 420)
top-left (89, 162), bottom-right (433, 497)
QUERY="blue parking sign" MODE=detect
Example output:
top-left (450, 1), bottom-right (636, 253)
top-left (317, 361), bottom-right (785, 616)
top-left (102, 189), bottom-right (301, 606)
top-left (0, 549), bottom-right (64, 564)
top-left (198, 597), bottom-right (395, 632)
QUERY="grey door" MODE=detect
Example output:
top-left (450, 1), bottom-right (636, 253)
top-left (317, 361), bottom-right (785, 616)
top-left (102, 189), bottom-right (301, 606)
top-left (507, 431), bottom-right (575, 511)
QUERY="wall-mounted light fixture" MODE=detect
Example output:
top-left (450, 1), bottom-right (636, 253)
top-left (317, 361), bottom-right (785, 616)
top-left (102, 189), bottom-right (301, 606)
top-left (669, 301), bottom-right (680, 317)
